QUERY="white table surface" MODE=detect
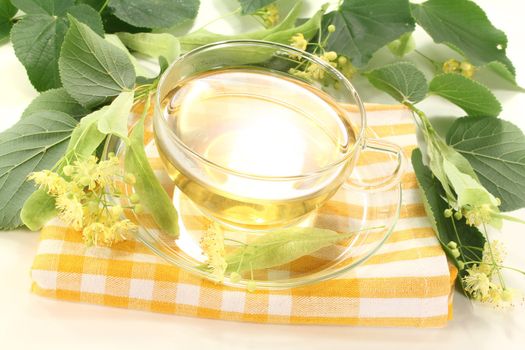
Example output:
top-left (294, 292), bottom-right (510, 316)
top-left (1, 1), bottom-right (524, 349)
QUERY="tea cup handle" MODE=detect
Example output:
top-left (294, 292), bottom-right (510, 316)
top-left (344, 138), bottom-right (406, 192)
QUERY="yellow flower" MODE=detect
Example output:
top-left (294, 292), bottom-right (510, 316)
top-left (28, 154), bottom-right (138, 247)
top-left (28, 170), bottom-right (69, 196)
top-left (460, 61), bottom-right (476, 78)
top-left (93, 155), bottom-right (121, 188)
top-left (442, 59), bottom-right (461, 73)
top-left (306, 62), bottom-right (324, 80)
top-left (290, 33), bottom-right (308, 52)
top-left (321, 51), bottom-right (338, 62)
top-left (463, 265), bottom-right (494, 300)
top-left (56, 193), bottom-right (84, 230)
top-left (82, 222), bottom-right (108, 246)
top-left (482, 240), bottom-right (506, 267)
top-left (463, 203), bottom-right (493, 227)
top-left (255, 3), bottom-right (279, 28)
top-left (200, 223), bottom-right (227, 281)
top-left (70, 155), bottom-right (99, 189)
top-left (108, 219), bottom-right (136, 245)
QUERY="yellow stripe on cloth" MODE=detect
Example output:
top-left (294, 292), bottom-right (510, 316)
top-left (30, 104), bottom-right (456, 327)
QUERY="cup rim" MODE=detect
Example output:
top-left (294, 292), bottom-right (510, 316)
top-left (154, 39), bottom-right (367, 180)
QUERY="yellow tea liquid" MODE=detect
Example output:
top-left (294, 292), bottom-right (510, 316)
top-left (155, 69), bottom-right (358, 229)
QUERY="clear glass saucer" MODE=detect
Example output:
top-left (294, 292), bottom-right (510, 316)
top-left (103, 122), bottom-right (402, 290)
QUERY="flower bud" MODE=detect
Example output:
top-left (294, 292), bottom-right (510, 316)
top-left (457, 260), bottom-right (465, 270)
top-left (130, 193), bottom-right (140, 204)
top-left (324, 51), bottom-right (337, 61)
top-left (124, 173), bottom-right (136, 185)
top-left (247, 280), bottom-right (257, 292)
top-left (447, 241), bottom-right (457, 249)
top-left (328, 24), bottom-right (336, 33)
top-left (454, 211), bottom-right (463, 220)
top-left (63, 165), bottom-right (74, 177)
top-left (444, 208), bottom-right (453, 218)
top-left (230, 272), bottom-right (241, 283)
top-left (451, 248), bottom-right (461, 258)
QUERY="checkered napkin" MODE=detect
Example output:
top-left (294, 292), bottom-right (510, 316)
top-left (30, 104), bottom-right (457, 327)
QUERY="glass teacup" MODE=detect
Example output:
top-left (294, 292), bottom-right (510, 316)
top-left (154, 40), bottom-right (405, 230)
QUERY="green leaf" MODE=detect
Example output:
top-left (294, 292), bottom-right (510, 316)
top-left (117, 32), bottom-right (180, 64)
top-left (125, 118), bottom-right (179, 237)
top-left (11, 0), bottom-right (74, 15)
top-left (323, 0), bottom-right (415, 67)
top-left (364, 62), bottom-right (428, 104)
top-left (10, 4), bottom-right (104, 91)
top-left (59, 16), bottom-right (135, 108)
top-left (442, 158), bottom-right (501, 229)
top-left (21, 88), bottom-right (89, 119)
top-left (484, 61), bottom-right (525, 91)
top-left (411, 0), bottom-right (515, 76)
top-left (11, 15), bottom-right (68, 91)
top-left (0, 0), bottom-right (17, 42)
top-left (225, 228), bottom-right (355, 273)
top-left (387, 32), bottom-right (415, 58)
top-left (75, 0), bottom-right (106, 11)
top-left (88, 90), bottom-right (133, 140)
top-left (0, 111), bottom-right (77, 229)
top-left (239, 0), bottom-right (275, 15)
top-left (412, 148), bottom-right (485, 272)
top-left (447, 117), bottom-right (525, 211)
top-left (178, 0), bottom-right (303, 52)
top-left (108, 0), bottom-right (199, 29)
top-left (104, 34), bottom-right (154, 78)
top-left (20, 91), bottom-right (133, 230)
top-left (20, 189), bottom-right (56, 231)
top-left (65, 4), bottom-right (104, 35)
top-left (429, 73), bottom-right (501, 117)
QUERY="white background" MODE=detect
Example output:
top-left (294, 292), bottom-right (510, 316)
top-left (1, 1), bottom-right (524, 349)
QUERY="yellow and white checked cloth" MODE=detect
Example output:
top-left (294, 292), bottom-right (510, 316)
top-left (30, 104), bottom-right (457, 327)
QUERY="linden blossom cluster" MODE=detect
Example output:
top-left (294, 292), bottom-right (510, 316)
top-left (460, 241), bottom-right (521, 308)
top-left (28, 155), bottom-right (139, 246)
top-left (288, 25), bottom-right (357, 83)
top-left (442, 58), bottom-right (476, 78)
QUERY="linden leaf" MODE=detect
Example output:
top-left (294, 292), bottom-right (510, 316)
top-left (225, 228), bottom-right (356, 273)
top-left (429, 73), bottom-right (502, 117)
top-left (105, 34), bottom-right (155, 78)
top-left (0, 111), bottom-right (77, 229)
top-left (447, 117), bottom-right (525, 211)
top-left (10, 4), bottom-right (104, 91)
top-left (323, 0), bottom-right (415, 67)
top-left (125, 118), bottom-right (179, 237)
top-left (21, 88), bottom-right (89, 119)
top-left (117, 32), bottom-right (181, 63)
top-left (0, 0), bottom-right (17, 42)
top-left (108, 0), bottom-right (200, 29)
top-left (412, 0), bottom-right (515, 76)
top-left (11, 0), bottom-right (74, 15)
top-left (364, 62), bottom-right (428, 104)
top-left (59, 16), bottom-right (135, 108)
